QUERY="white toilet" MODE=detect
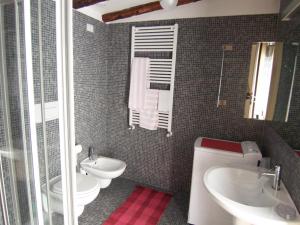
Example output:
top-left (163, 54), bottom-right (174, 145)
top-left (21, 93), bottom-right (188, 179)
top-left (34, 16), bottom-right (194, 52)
top-left (81, 156), bottom-right (126, 188)
top-left (42, 145), bottom-right (101, 217)
top-left (42, 173), bottom-right (100, 217)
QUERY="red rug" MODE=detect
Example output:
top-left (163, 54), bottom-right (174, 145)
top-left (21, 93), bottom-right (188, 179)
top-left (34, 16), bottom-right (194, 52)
top-left (102, 186), bottom-right (172, 225)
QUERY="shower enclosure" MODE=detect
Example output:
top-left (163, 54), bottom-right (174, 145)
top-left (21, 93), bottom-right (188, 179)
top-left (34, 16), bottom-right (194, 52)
top-left (0, 0), bottom-right (76, 225)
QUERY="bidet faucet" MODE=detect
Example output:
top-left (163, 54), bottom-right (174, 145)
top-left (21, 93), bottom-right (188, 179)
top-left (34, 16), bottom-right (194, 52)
top-left (259, 165), bottom-right (281, 191)
top-left (88, 147), bottom-right (97, 160)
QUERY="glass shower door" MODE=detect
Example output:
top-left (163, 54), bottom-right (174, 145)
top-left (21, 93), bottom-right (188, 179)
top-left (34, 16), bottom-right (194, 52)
top-left (0, 0), bottom-right (44, 224)
top-left (0, 0), bottom-right (77, 225)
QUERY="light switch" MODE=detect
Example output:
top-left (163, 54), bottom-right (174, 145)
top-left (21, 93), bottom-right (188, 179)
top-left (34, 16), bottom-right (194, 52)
top-left (86, 24), bottom-right (94, 33)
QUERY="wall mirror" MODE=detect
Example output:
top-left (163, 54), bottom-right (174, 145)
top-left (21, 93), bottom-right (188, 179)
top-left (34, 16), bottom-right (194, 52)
top-left (263, 15), bottom-right (300, 152)
top-left (244, 41), bottom-right (298, 122)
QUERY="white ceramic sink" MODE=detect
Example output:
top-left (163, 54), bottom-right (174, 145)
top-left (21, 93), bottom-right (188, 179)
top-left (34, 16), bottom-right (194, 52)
top-left (204, 166), bottom-right (300, 225)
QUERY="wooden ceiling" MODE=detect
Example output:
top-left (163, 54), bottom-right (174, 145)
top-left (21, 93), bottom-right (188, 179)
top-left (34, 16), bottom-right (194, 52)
top-left (102, 0), bottom-right (201, 22)
top-left (73, 0), bottom-right (201, 22)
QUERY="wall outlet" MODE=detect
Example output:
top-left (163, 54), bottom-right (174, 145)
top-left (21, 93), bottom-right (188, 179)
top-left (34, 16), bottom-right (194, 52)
top-left (86, 24), bottom-right (94, 33)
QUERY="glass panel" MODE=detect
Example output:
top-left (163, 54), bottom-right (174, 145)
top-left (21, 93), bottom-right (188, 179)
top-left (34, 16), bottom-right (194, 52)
top-left (32, 0), bottom-right (65, 224)
top-left (0, 0), bottom-right (68, 224)
top-left (0, 0), bottom-right (37, 224)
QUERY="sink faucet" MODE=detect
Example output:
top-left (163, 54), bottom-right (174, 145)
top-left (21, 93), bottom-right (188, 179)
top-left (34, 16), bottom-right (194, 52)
top-left (259, 165), bottom-right (281, 191)
top-left (88, 147), bottom-right (97, 160)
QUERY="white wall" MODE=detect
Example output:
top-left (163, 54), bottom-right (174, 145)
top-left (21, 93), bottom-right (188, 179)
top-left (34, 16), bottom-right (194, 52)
top-left (77, 0), bottom-right (280, 23)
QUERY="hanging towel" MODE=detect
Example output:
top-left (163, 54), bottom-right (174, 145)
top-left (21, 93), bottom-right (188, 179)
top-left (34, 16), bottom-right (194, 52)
top-left (140, 110), bottom-right (159, 130)
top-left (140, 89), bottom-right (159, 130)
top-left (128, 57), bottom-right (150, 111)
top-left (158, 90), bottom-right (170, 112)
top-left (144, 89), bottom-right (159, 110)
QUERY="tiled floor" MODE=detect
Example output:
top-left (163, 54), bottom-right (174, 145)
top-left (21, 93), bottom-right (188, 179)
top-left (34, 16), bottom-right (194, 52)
top-left (78, 178), bottom-right (190, 225)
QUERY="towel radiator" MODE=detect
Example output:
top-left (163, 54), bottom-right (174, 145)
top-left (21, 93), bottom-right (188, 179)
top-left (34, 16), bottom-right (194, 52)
top-left (129, 24), bottom-right (178, 137)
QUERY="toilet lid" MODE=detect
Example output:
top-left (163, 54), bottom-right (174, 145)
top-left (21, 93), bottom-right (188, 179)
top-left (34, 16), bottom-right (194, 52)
top-left (52, 173), bottom-right (99, 196)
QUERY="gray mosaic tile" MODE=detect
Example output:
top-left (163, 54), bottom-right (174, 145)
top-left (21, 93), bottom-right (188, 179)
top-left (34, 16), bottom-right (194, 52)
top-left (262, 126), bottom-right (300, 211)
top-left (105, 15), bottom-right (278, 192)
top-left (1, 2), bottom-right (299, 223)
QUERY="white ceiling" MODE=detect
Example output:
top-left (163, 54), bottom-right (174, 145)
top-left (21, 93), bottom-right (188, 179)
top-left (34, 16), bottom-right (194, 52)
top-left (76, 0), bottom-right (280, 23)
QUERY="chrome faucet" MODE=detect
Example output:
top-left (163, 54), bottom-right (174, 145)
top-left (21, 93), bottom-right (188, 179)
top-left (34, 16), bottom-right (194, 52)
top-left (259, 165), bottom-right (282, 191)
top-left (88, 147), bottom-right (97, 160)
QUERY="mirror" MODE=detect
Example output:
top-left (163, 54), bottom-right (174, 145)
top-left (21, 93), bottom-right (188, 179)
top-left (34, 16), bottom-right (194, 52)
top-left (244, 41), bottom-right (298, 122)
top-left (264, 18), bottom-right (300, 152)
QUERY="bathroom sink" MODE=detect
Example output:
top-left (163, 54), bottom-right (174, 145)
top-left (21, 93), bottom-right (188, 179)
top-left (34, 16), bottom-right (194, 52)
top-left (204, 166), bottom-right (300, 225)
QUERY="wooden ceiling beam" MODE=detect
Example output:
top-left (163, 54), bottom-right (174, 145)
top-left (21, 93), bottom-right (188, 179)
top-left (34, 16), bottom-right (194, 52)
top-left (102, 0), bottom-right (201, 23)
top-left (73, 0), bottom-right (107, 9)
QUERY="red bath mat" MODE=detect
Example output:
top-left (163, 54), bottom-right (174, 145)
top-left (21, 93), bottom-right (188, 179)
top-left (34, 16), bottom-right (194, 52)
top-left (102, 186), bottom-right (172, 225)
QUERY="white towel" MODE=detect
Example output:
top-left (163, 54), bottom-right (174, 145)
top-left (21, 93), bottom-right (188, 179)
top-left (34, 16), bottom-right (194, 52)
top-left (128, 57), bottom-right (150, 110)
top-left (139, 89), bottom-right (159, 130)
top-left (158, 90), bottom-right (170, 112)
top-left (144, 89), bottom-right (159, 110)
top-left (139, 110), bottom-right (159, 130)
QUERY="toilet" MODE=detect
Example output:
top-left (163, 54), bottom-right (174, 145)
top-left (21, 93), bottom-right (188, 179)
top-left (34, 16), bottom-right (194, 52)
top-left (42, 173), bottom-right (100, 217)
top-left (42, 145), bottom-right (101, 217)
top-left (81, 156), bottom-right (126, 188)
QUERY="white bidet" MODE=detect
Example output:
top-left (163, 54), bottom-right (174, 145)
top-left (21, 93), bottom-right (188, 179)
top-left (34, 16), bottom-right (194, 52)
top-left (80, 156), bottom-right (126, 188)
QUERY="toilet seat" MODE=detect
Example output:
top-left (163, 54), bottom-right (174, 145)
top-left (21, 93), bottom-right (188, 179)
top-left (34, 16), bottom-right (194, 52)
top-left (52, 173), bottom-right (99, 198)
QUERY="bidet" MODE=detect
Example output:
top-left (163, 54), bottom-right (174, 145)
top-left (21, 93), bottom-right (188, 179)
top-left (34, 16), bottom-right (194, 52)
top-left (81, 156), bottom-right (126, 188)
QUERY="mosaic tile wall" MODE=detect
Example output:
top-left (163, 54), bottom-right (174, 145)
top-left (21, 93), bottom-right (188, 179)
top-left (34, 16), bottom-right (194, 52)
top-left (263, 19), bottom-right (300, 212)
top-left (31, 1), bottom-right (110, 183)
top-left (31, 0), bottom-right (61, 186)
top-left (280, 0), bottom-right (292, 12)
top-left (73, 10), bottom-right (109, 163)
top-left (263, 126), bottom-right (300, 211)
top-left (0, 92), bottom-right (5, 148)
top-left (0, 79), bottom-right (7, 224)
top-left (267, 21), bottom-right (300, 149)
top-left (2, 3), bottom-right (32, 224)
top-left (1, 2), bottom-right (300, 222)
top-left (1, 1), bottom-right (68, 223)
top-left (0, 3), bottom-right (108, 217)
top-left (106, 15), bottom-right (278, 192)
top-left (273, 44), bottom-right (298, 121)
